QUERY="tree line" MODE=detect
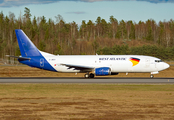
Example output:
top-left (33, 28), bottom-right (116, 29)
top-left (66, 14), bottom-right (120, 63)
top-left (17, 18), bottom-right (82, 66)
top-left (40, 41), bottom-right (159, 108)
top-left (0, 7), bottom-right (174, 60)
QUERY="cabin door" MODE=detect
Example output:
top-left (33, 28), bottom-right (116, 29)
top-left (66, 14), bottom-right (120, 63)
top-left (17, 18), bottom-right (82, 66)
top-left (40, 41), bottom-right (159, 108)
top-left (145, 59), bottom-right (150, 68)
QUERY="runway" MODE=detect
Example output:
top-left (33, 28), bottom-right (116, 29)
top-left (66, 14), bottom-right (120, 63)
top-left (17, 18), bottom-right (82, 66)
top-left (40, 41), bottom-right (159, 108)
top-left (0, 77), bottom-right (174, 83)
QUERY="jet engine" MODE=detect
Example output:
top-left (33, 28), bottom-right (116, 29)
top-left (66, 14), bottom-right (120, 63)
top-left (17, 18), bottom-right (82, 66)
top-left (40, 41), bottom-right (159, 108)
top-left (95, 67), bottom-right (119, 76)
top-left (95, 67), bottom-right (111, 76)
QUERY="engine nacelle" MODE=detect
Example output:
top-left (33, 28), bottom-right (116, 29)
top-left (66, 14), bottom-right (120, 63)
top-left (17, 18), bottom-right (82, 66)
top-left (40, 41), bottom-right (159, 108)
top-left (95, 67), bottom-right (111, 76)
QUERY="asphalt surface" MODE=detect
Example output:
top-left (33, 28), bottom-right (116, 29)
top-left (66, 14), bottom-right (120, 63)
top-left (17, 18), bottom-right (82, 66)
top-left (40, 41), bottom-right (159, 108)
top-left (0, 77), bottom-right (174, 84)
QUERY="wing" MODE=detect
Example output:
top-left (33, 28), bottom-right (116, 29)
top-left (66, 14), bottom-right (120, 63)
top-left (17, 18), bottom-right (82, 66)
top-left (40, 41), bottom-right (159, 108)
top-left (61, 63), bottom-right (94, 72)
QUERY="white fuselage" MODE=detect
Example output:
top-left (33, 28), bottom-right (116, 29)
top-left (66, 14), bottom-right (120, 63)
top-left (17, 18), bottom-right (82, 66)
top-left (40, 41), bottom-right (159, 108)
top-left (41, 52), bottom-right (169, 74)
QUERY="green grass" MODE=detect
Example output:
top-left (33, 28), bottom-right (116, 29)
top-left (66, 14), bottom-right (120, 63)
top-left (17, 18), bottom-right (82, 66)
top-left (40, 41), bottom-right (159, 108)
top-left (0, 84), bottom-right (174, 97)
top-left (1, 84), bottom-right (174, 120)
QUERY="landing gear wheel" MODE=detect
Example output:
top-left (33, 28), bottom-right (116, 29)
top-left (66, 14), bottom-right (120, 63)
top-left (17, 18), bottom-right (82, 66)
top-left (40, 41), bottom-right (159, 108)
top-left (84, 73), bottom-right (95, 78)
top-left (150, 74), bottom-right (154, 78)
top-left (84, 74), bottom-right (89, 78)
top-left (89, 73), bottom-right (95, 78)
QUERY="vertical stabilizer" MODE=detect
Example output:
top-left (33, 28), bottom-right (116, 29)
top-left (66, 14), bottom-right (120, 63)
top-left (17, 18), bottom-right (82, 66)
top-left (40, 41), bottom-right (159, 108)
top-left (15, 29), bottom-right (41, 57)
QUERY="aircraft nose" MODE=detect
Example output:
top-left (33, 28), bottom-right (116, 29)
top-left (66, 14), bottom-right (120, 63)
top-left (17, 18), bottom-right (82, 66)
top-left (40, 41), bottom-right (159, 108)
top-left (164, 63), bottom-right (170, 69)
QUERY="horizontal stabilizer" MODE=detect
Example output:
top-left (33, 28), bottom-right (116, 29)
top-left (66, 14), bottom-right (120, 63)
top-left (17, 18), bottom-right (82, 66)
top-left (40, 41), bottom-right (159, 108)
top-left (6, 55), bottom-right (31, 61)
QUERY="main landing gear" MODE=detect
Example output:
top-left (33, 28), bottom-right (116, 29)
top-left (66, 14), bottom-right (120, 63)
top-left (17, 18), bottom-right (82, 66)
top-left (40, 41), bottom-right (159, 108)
top-left (84, 73), bottom-right (95, 78)
top-left (150, 74), bottom-right (154, 78)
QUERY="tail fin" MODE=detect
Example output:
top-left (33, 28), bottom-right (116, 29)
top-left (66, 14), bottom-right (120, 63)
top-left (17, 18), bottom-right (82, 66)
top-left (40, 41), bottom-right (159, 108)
top-left (15, 29), bottom-right (41, 57)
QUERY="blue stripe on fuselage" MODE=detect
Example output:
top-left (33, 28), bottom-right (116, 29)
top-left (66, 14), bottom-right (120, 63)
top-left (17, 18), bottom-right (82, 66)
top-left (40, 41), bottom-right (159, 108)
top-left (19, 56), bottom-right (57, 72)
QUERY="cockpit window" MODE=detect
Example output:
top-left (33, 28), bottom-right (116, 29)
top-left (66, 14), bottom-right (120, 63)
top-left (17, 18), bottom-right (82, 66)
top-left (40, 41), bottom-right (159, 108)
top-left (155, 60), bottom-right (162, 63)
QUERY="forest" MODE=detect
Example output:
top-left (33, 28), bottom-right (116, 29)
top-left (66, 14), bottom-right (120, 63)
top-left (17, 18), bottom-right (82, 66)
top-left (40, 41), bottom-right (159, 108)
top-left (0, 7), bottom-right (174, 61)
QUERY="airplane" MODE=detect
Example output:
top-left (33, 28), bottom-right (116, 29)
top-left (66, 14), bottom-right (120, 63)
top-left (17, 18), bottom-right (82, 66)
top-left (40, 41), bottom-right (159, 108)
top-left (7, 29), bottom-right (170, 78)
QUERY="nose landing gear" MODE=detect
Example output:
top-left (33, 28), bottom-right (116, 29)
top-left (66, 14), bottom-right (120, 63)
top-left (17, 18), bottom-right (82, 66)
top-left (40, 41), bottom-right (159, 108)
top-left (150, 72), bottom-right (158, 78)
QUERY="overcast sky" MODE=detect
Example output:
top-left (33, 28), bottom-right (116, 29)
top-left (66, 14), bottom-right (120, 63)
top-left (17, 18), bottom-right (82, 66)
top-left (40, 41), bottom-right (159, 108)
top-left (0, 0), bottom-right (174, 24)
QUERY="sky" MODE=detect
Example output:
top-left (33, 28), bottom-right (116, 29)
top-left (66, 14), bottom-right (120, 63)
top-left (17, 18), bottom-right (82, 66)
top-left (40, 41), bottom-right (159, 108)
top-left (0, 0), bottom-right (174, 24)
